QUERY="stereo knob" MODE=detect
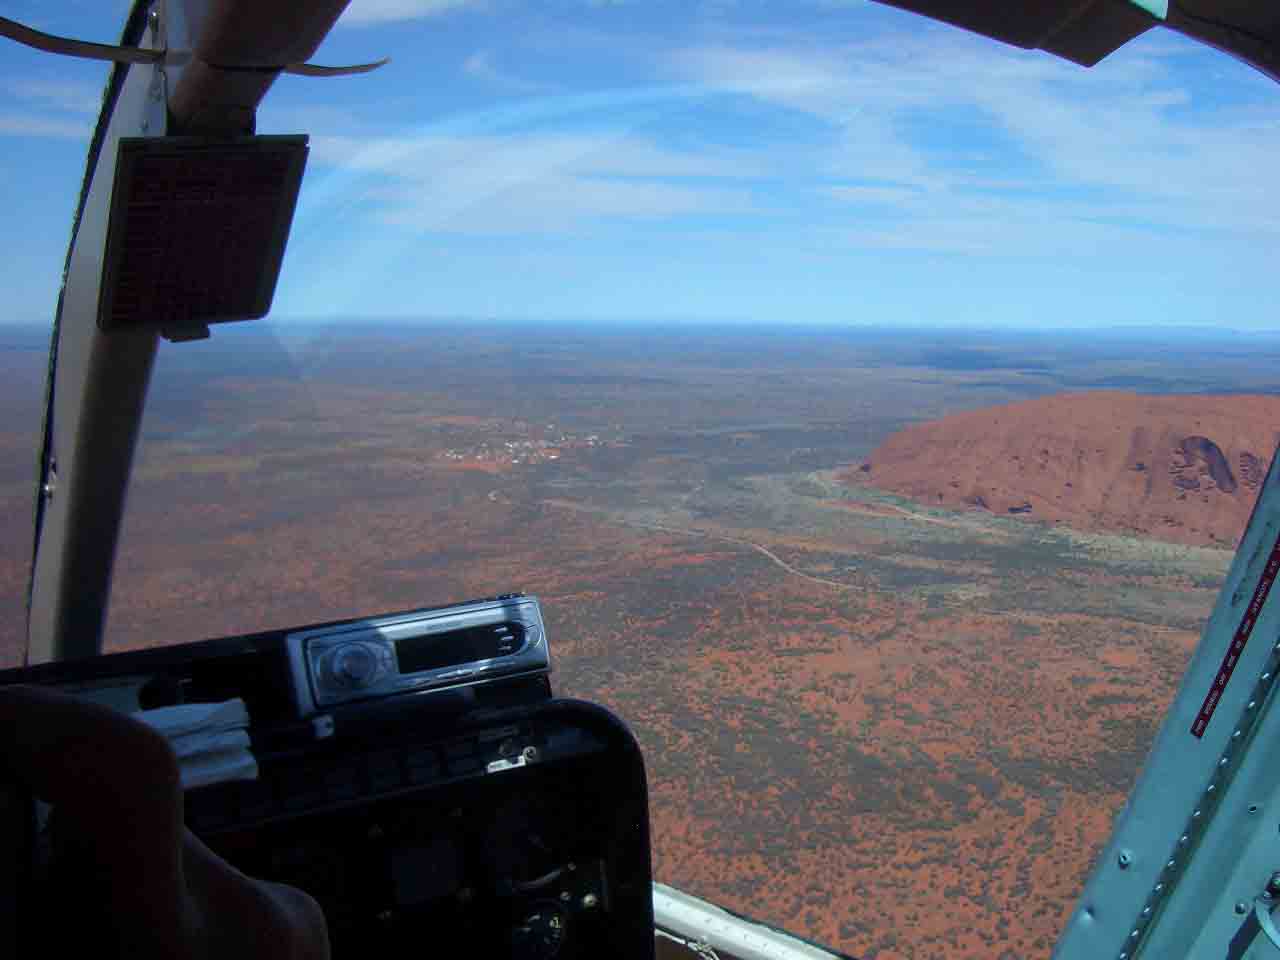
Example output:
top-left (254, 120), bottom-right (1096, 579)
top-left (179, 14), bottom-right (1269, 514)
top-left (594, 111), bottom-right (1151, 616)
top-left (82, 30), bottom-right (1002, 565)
top-left (330, 642), bottom-right (380, 688)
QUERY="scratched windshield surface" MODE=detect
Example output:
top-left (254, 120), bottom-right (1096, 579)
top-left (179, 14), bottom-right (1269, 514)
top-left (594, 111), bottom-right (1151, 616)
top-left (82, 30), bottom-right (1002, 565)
top-left (6, 2), bottom-right (1280, 957)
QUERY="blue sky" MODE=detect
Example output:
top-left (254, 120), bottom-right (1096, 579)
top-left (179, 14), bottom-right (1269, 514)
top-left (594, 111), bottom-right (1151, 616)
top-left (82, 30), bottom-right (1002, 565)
top-left (1, 0), bottom-right (1278, 328)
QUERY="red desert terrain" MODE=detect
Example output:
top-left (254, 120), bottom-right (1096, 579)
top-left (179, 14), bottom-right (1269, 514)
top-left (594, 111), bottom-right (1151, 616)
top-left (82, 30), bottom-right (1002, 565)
top-left (848, 391), bottom-right (1280, 548)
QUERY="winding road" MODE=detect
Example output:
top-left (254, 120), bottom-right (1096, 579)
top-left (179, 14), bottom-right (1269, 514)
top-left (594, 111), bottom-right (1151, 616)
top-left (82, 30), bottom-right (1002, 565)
top-left (494, 491), bottom-right (862, 592)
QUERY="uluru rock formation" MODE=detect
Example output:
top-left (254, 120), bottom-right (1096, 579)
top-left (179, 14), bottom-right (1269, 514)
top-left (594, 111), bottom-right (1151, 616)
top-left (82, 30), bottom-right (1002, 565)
top-left (847, 392), bottom-right (1280, 548)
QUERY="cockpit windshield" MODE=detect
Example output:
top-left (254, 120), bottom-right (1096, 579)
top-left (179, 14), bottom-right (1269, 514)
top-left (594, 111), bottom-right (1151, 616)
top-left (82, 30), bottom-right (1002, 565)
top-left (4, 3), bottom-right (1280, 956)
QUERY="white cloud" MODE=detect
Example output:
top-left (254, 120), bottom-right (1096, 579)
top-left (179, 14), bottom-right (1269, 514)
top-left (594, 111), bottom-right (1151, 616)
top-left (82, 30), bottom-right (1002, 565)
top-left (0, 113), bottom-right (92, 139)
top-left (306, 130), bottom-right (764, 232)
top-left (313, 129), bottom-right (766, 180)
top-left (5, 79), bottom-right (101, 115)
top-left (0, 77), bottom-right (100, 139)
top-left (826, 184), bottom-right (925, 205)
top-left (463, 50), bottom-right (502, 82)
top-left (461, 50), bottom-right (549, 94)
top-left (338, 0), bottom-right (478, 25)
top-left (258, 103), bottom-right (368, 135)
top-left (377, 174), bottom-right (752, 233)
top-left (672, 30), bottom-right (1280, 252)
top-left (287, 22), bottom-right (1280, 253)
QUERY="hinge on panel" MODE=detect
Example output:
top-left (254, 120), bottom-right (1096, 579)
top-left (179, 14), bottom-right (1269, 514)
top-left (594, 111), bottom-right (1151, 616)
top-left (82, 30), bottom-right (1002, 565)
top-left (1226, 873), bottom-right (1280, 959)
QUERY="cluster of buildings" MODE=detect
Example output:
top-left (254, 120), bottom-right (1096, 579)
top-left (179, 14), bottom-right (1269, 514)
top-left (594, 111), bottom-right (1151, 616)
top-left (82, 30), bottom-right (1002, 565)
top-left (440, 425), bottom-right (611, 467)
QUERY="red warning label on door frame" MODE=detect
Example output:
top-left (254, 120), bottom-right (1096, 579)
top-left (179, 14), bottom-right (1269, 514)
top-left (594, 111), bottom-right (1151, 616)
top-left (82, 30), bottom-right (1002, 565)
top-left (1191, 534), bottom-right (1280, 738)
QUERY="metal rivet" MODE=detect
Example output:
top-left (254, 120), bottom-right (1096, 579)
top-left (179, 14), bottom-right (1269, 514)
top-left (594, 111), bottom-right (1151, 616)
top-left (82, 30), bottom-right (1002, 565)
top-left (1193, 809), bottom-right (1202, 818)
top-left (1264, 672), bottom-right (1272, 682)
top-left (1249, 700), bottom-right (1258, 710)
top-left (1155, 884), bottom-right (1164, 894)
top-left (1131, 929), bottom-right (1140, 939)
top-left (1142, 907), bottom-right (1151, 916)
top-left (1120, 953), bottom-right (1128, 960)
top-left (1234, 729), bottom-right (1243, 739)
top-left (1221, 757), bottom-right (1230, 767)
top-left (1118, 851), bottom-right (1132, 868)
top-left (1237, 901), bottom-right (1250, 915)
top-left (1167, 860), bottom-right (1176, 870)
top-left (1208, 784), bottom-right (1217, 793)
top-left (1250, 803), bottom-right (1260, 814)
top-left (581, 893), bottom-right (599, 909)
top-left (1179, 835), bottom-right (1189, 845)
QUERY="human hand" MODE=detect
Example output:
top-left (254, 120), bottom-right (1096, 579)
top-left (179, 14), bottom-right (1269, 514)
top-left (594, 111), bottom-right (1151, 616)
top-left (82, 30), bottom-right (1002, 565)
top-left (0, 684), bottom-right (329, 960)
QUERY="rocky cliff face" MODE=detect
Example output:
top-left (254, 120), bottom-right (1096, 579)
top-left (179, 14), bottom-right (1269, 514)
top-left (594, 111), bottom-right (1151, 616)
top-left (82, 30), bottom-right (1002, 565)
top-left (846, 392), bottom-right (1280, 548)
